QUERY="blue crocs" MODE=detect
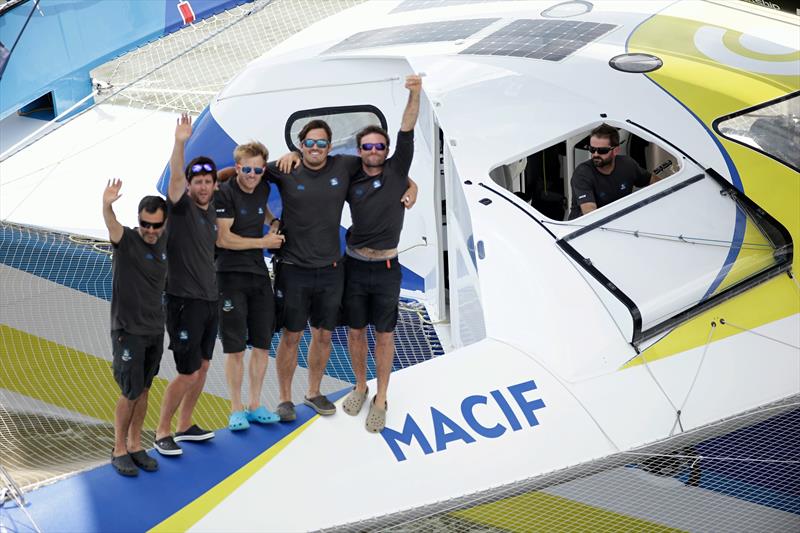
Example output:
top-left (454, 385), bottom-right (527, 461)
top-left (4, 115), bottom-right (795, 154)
top-left (246, 405), bottom-right (280, 424)
top-left (228, 410), bottom-right (250, 431)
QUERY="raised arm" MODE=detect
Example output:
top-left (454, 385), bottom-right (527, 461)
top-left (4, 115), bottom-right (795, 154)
top-left (169, 113), bottom-right (192, 204)
top-left (216, 217), bottom-right (284, 251)
top-left (102, 179), bottom-right (125, 244)
top-left (400, 74), bottom-right (422, 132)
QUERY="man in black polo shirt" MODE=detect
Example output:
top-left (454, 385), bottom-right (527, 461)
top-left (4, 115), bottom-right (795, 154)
top-left (568, 123), bottom-right (659, 219)
top-left (215, 141), bottom-right (285, 431)
top-left (154, 114), bottom-right (218, 456)
top-left (268, 119), bottom-right (361, 421)
top-left (340, 74), bottom-right (422, 433)
top-left (103, 180), bottom-right (167, 476)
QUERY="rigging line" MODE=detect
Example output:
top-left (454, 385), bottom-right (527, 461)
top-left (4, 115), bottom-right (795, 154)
top-left (622, 452), bottom-right (800, 464)
top-left (719, 319), bottom-right (800, 350)
top-left (0, 0), bottom-right (40, 81)
top-left (1, 160), bottom-right (60, 222)
top-left (670, 322), bottom-right (716, 436)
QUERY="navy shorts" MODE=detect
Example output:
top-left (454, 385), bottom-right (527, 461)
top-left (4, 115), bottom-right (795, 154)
top-left (166, 295), bottom-right (218, 374)
top-left (342, 257), bottom-right (402, 333)
top-left (111, 329), bottom-right (163, 400)
top-left (218, 271), bottom-right (275, 353)
top-left (274, 261), bottom-right (344, 332)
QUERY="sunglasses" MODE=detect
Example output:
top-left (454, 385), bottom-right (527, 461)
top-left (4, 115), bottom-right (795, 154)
top-left (587, 146), bottom-right (615, 154)
top-left (190, 163), bottom-right (214, 174)
top-left (240, 166), bottom-right (265, 175)
top-left (140, 219), bottom-right (165, 229)
top-left (361, 143), bottom-right (386, 151)
top-left (302, 139), bottom-right (329, 148)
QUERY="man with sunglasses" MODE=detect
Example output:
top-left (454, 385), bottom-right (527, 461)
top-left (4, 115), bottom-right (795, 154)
top-left (568, 123), bottom-right (659, 219)
top-left (215, 141), bottom-right (285, 431)
top-left (103, 179), bottom-right (167, 476)
top-left (154, 113), bottom-right (218, 457)
top-left (340, 74), bottom-right (422, 433)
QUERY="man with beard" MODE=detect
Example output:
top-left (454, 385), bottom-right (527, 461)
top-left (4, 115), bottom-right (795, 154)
top-left (103, 181), bottom-right (167, 476)
top-left (568, 123), bottom-right (659, 219)
top-left (154, 114), bottom-right (218, 456)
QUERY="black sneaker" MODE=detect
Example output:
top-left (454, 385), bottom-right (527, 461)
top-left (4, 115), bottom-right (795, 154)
top-left (174, 424), bottom-right (215, 442)
top-left (111, 452), bottom-right (138, 477)
top-left (154, 436), bottom-right (182, 456)
top-left (304, 395), bottom-right (336, 416)
top-left (276, 401), bottom-right (296, 422)
top-left (129, 450), bottom-right (158, 472)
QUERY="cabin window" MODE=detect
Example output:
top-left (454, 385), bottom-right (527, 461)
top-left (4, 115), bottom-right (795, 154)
top-left (284, 105), bottom-right (387, 156)
top-left (714, 92), bottom-right (800, 172)
top-left (488, 125), bottom-right (682, 221)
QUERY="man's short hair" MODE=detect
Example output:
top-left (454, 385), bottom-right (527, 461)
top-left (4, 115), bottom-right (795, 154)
top-left (185, 156), bottom-right (218, 183)
top-left (234, 141), bottom-right (269, 164)
top-left (356, 125), bottom-right (390, 148)
top-left (138, 195), bottom-right (167, 218)
top-left (298, 119), bottom-right (332, 143)
top-left (590, 123), bottom-right (620, 147)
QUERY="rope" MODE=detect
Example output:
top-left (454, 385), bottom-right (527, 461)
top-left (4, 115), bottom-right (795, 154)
top-left (719, 318), bottom-right (800, 350)
top-left (670, 321), bottom-right (716, 436)
top-left (623, 451), bottom-right (800, 464)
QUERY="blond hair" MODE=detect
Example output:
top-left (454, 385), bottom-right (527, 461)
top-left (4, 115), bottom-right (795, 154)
top-left (233, 141), bottom-right (268, 163)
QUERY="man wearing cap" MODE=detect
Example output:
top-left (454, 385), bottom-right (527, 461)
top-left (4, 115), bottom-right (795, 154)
top-left (154, 113), bottom-right (219, 456)
top-left (103, 179), bottom-right (167, 476)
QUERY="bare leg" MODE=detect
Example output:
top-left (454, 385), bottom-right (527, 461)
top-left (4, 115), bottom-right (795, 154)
top-left (156, 372), bottom-right (199, 439)
top-left (306, 327), bottom-right (333, 398)
top-left (374, 331), bottom-right (395, 407)
top-left (177, 359), bottom-right (210, 432)
top-left (347, 328), bottom-right (369, 394)
top-left (224, 352), bottom-right (245, 413)
top-left (127, 388), bottom-right (149, 452)
top-left (248, 347), bottom-right (269, 410)
top-left (276, 330), bottom-right (302, 403)
top-left (113, 395), bottom-right (137, 457)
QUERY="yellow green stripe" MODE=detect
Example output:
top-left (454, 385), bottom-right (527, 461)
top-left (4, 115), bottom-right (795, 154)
top-left (149, 416), bottom-right (318, 532)
top-left (0, 324), bottom-right (230, 431)
top-left (451, 490), bottom-right (683, 532)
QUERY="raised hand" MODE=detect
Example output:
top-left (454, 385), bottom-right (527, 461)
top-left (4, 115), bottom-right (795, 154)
top-left (405, 74), bottom-right (422, 94)
top-left (175, 113), bottom-right (193, 144)
top-left (103, 178), bottom-right (123, 206)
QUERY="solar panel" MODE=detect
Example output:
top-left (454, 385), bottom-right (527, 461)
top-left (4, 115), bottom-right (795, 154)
top-left (325, 18), bottom-right (499, 54)
top-left (460, 19), bottom-right (616, 61)
top-left (390, 0), bottom-right (506, 14)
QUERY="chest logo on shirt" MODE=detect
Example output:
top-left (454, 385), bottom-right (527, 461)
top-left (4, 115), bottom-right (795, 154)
top-left (121, 348), bottom-right (131, 362)
top-left (354, 187), bottom-right (365, 197)
top-left (372, 179), bottom-right (382, 189)
top-left (297, 184), bottom-right (305, 191)
top-left (620, 184), bottom-right (627, 191)
top-left (179, 330), bottom-right (189, 341)
top-left (330, 177), bottom-right (339, 187)
top-left (240, 208), bottom-right (248, 216)
top-left (257, 207), bottom-right (264, 215)
top-left (161, 253), bottom-right (167, 260)
top-left (145, 253), bottom-right (154, 260)
top-left (222, 299), bottom-right (234, 312)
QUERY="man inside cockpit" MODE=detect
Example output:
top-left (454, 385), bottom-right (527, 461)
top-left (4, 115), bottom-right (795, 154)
top-left (568, 123), bottom-right (660, 219)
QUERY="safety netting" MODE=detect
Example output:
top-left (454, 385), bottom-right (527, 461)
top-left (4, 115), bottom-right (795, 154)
top-left (331, 396), bottom-right (800, 532)
top-left (0, 220), bottom-right (442, 491)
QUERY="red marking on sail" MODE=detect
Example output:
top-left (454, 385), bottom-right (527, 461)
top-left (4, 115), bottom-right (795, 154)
top-left (177, 1), bottom-right (195, 25)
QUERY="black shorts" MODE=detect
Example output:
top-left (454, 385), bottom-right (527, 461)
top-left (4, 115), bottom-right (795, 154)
top-left (166, 295), bottom-right (218, 375)
top-left (343, 257), bottom-right (402, 333)
top-left (274, 261), bottom-right (344, 332)
top-left (218, 271), bottom-right (275, 353)
top-left (111, 329), bottom-right (163, 400)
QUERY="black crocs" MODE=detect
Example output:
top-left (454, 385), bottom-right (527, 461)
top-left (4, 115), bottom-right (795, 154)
top-left (111, 452), bottom-right (139, 477)
top-left (129, 450), bottom-right (158, 472)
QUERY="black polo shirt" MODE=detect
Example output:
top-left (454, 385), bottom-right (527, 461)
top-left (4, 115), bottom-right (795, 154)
top-left (214, 177), bottom-right (270, 276)
top-left (111, 227), bottom-right (167, 335)
top-left (166, 192), bottom-right (217, 301)
top-left (267, 155), bottom-right (361, 268)
top-left (347, 130), bottom-right (414, 251)
top-left (569, 155), bottom-right (651, 219)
